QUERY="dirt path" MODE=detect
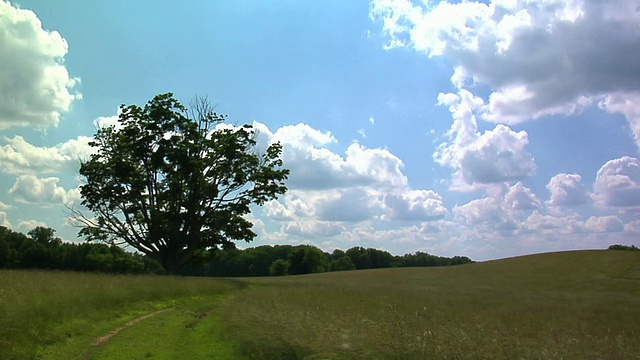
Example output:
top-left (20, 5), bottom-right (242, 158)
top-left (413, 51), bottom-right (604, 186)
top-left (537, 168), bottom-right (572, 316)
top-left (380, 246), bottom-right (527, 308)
top-left (92, 308), bottom-right (174, 346)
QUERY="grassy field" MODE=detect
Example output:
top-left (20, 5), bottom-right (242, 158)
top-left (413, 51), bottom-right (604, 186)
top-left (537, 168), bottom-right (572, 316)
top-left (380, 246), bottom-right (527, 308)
top-left (2, 250), bottom-right (640, 359)
top-left (0, 271), bottom-right (242, 359)
top-left (220, 250), bottom-right (640, 359)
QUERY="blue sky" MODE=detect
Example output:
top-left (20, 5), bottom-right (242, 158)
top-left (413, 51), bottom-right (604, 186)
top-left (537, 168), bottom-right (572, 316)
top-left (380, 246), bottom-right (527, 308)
top-left (1, 0), bottom-right (639, 260)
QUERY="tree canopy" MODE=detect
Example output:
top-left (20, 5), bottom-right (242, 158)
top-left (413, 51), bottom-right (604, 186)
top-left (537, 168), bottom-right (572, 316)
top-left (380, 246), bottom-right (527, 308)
top-left (75, 93), bottom-right (289, 274)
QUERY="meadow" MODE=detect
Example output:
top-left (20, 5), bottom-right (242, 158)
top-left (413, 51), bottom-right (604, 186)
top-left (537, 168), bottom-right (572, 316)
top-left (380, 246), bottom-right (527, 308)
top-left (0, 271), bottom-right (241, 359)
top-left (2, 250), bottom-right (640, 359)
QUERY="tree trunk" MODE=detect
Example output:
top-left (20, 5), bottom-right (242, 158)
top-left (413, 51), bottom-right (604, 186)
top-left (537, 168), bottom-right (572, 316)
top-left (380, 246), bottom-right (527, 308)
top-left (163, 252), bottom-right (186, 275)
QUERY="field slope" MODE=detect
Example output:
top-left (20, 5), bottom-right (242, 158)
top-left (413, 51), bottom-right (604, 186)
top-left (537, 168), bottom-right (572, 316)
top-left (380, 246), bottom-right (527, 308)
top-left (2, 250), bottom-right (640, 359)
top-left (219, 250), bottom-right (640, 359)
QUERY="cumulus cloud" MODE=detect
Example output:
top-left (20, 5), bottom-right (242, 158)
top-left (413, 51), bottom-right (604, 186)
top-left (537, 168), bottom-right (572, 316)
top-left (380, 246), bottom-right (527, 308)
top-left (314, 188), bottom-right (382, 222)
top-left (585, 215), bottom-right (624, 233)
top-left (454, 196), bottom-right (509, 226)
top-left (599, 92), bottom-right (640, 146)
top-left (0, 1), bottom-right (81, 128)
top-left (384, 189), bottom-right (447, 221)
top-left (434, 90), bottom-right (536, 189)
top-left (0, 212), bottom-right (11, 228)
top-left (93, 114), bottom-right (121, 130)
top-left (371, 0), bottom-right (640, 146)
top-left (8, 175), bottom-right (81, 207)
top-left (0, 201), bottom-right (11, 211)
top-left (258, 123), bottom-right (406, 190)
top-left (453, 182), bottom-right (543, 233)
top-left (593, 156), bottom-right (640, 208)
top-left (624, 220), bottom-right (640, 234)
top-left (16, 219), bottom-right (48, 232)
top-left (458, 125), bottom-right (536, 184)
top-left (0, 135), bottom-right (93, 175)
top-left (521, 210), bottom-right (583, 233)
top-left (546, 173), bottom-right (589, 207)
top-left (505, 182), bottom-right (541, 210)
top-left (282, 220), bottom-right (345, 238)
top-left (254, 120), bottom-right (447, 235)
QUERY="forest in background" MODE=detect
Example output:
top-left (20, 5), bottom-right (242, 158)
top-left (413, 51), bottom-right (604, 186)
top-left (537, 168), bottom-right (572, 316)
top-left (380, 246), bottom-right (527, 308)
top-left (2, 225), bottom-right (638, 277)
top-left (0, 225), bottom-right (474, 276)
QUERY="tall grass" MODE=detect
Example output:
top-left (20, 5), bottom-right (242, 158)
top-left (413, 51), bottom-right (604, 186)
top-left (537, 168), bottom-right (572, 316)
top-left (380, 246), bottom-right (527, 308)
top-left (0, 270), bottom-right (237, 359)
top-left (219, 250), bottom-right (640, 359)
top-left (4, 250), bottom-right (640, 359)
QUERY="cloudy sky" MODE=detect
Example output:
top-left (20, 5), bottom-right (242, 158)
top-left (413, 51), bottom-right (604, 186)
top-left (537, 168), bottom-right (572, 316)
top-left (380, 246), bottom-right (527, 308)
top-left (1, 0), bottom-right (639, 260)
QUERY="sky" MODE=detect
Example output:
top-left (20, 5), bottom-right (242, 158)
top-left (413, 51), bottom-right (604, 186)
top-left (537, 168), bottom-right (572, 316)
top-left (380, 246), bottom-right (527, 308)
top-left (1, 0), bottom-right (639, 261)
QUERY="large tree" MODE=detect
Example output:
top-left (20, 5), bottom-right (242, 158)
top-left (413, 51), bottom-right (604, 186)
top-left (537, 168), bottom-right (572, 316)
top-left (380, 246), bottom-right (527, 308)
top-left (75, 93), bottom-right (289, 274)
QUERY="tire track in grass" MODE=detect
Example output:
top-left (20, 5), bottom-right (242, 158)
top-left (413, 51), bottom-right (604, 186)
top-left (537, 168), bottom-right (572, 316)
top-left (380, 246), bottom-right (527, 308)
top-left (185, 309), bottom-right (213, 329)
top-left (91, 297), bottom-right (244, 359)
top-left (92, 308), bottom-right (174, 346)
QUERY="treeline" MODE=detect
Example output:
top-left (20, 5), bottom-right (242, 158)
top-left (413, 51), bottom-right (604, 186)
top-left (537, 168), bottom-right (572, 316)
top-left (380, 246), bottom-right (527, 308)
top-left (0, 226), bottom-right (163, 274)
top-left (182, 244), bottom-right (474, 277)
top-left (0, 226), bottom-right (474, 276)
top-left (608, 244), bottom-right (640, 251)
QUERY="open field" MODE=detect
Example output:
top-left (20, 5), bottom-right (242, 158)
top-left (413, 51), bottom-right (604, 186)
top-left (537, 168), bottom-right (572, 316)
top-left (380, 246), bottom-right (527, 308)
top-left (0, 271), bottom-right (242, 359)
top-left (2, 250), bottom-right (640, 359)
top-left (221, 250), bottom-right (640, 359)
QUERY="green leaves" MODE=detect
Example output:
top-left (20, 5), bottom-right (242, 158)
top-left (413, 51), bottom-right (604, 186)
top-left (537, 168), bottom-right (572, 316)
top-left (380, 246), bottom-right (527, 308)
top-left (77, 93), bottom-right (289, 274)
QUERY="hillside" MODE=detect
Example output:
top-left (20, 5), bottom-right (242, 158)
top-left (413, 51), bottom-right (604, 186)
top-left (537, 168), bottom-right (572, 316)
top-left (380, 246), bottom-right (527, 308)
top-left (219, 250), bottom-right (640, 359)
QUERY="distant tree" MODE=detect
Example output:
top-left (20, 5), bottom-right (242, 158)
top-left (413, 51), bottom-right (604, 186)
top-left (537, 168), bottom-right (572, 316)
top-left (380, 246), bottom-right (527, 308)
top-left (28, 227), bottom-right (62, 246)
top-left (345, 247), bottom-right (393, 269)
top-left (328, 255), bottom-right (356, 272)
top-left (288, 245), bottom-right (328, 275)
top-left (269, 259), bottom-right (290, 276)
top-left (345, 247), bottom-right (372, 269)
top-left (74, 93), bottom-right (289, 274)
top-left (367, 248), bottom-right (393, 268)
top-left (608, 244), bottom-right (640, 251)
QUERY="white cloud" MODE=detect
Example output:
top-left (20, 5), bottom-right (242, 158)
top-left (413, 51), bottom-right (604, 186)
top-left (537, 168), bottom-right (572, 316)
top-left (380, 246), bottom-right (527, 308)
top-left (263, 200), bottom-right (295, 221)
top-left (314, 187), bottom-right (382, 222)
top-left (93, 114), bottom-right (121, 130)
top-left (624, 220), bottom-right (640, 234)
top-left (452, 182), bottom-right (543, 232)
top-left (0, 212), bottom-right (11, 229)
top-left (271, 187), bottom-right (384, 224)
top-left (8, 175), bottom-right (81, 207)
top-left (282, 220), bottom-right (346, 238)
top-left (0, 135), bottom-right (93, 175)
top-left (599, 92), bottom-right (640, 147)
top-left (0, 201), bottom-right (11, 211)
top-left (547, 173), bottom-right (589, 207)
top-left (16, 219), bottom-right (48, 232)
top-left (505, 182), bottom-right (541, 210)
top-left (585, 216), bottom-right (624, 233)
top-left (593, 156), bottom-right (640, 208)
top-left (454, 196), bottom-right (508, 226)
top-left (384, 189), bottom-right (448, 221)
top-left (434, 90), bottom-right (536, 189)
top-left (256, 122), bottom-right (407, 190)
top-left (458, 125), bottom-right (536, 184)
top-left (273, 123), bottom-right (336, 150)
top-left (254, 121), bottom-right (448, 241)
top-left (521, 210), bottom-right (583, 233)
top-left (0, 1), bottom-right (81, 128)
top-left (371, 0), bottom-right (640, 146)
